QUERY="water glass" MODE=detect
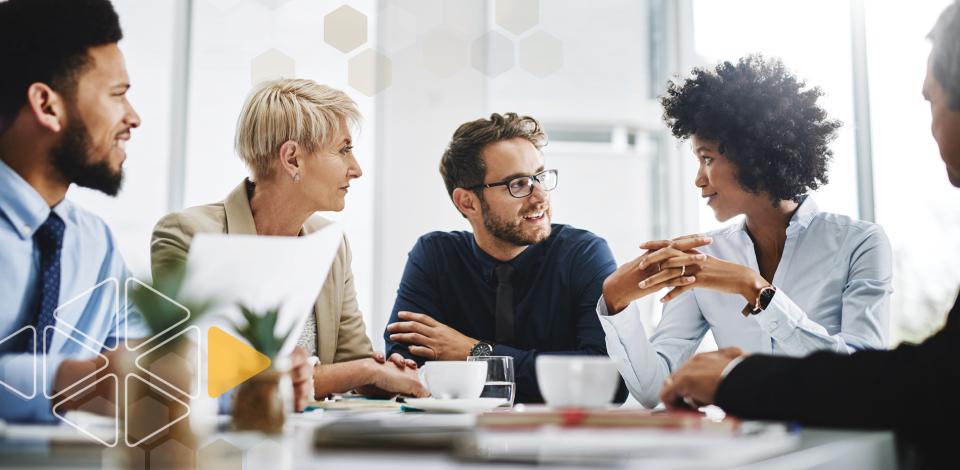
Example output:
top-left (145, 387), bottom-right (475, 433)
top-left (466, 355), bottom-right (515, 406)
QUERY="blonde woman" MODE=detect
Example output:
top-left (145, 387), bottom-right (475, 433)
top-left (151, 79), bottom-right (427, 399)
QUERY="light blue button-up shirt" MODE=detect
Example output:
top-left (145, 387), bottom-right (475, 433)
top-left (0, 160), bottom-right (149, 422)
top-left (598, 197), bottom-right (892, 408)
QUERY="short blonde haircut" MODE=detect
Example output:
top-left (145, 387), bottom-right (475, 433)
top-left (234, 79), bottom-right (360, 179)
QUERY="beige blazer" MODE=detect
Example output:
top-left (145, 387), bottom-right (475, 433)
top-left (150, 179), bottom-right (374, 365)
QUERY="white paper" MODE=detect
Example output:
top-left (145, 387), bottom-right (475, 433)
top-left (470, 426), bottom-right (799, 467)
top-left (180, 223), bottom-right (343, 356)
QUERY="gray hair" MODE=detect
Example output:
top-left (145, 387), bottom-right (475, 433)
top-left (929, 1), bottom-right (960, 109)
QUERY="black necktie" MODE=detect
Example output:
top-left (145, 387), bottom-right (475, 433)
top-left (494, 264), bottom-right (515, 344)
top-left (26, 212), bottom-right (65, 353)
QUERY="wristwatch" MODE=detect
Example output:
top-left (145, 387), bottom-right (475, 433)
top-left (742, 285), bottom-right (777, 317)
top-left (469, 341), bottom-right (494, 357)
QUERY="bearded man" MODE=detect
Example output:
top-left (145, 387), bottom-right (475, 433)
top-left (384, 113), bottom-right (626, 403)
top-left (0, 0), bottom-right (313, 422)
top-left (0, 0), bottom-right (147, 422)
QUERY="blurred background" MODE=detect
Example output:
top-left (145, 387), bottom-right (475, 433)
top-left (79, 0), bottom-right (960, 354)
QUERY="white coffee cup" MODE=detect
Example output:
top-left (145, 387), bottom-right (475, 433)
top-left (418, 361), bottom-right (488, 399)
top-left (535, 355), bottom-right (620, 408)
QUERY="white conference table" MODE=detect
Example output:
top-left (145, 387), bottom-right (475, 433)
top-left (0, 410), bottom-right (897, 469)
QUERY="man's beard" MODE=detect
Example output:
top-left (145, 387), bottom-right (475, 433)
top-left (51, 116), bottom-right (123, 196)
top-left (480, 198), bottom-right (551, 246)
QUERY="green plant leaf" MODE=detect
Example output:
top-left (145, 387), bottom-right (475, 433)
top-left (129, 268), bottom-right (212, 341)
top-left (233, 304), bottom-right (291, 359)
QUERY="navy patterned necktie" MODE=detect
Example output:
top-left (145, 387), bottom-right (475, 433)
top-left (26, 212), bottom-right (65, 354)
top-left (494, 263), bottom-right (515, 344)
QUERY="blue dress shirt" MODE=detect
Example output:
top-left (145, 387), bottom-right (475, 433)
top-left (598, 197), bottom-right (893, 407)
top-left (0, 160), bottom-right (149, 422)
top-left (384, 224), bottom-right (626, 403)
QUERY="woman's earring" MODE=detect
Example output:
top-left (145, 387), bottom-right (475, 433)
top-left (293, 172), bottom-right (301, 183)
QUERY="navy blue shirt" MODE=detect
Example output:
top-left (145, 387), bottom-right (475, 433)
top-left (384, 224), bottom-right (626, 403)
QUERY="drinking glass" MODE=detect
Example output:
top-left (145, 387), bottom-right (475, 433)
top-left (466, 356), bottom-right (515, 406)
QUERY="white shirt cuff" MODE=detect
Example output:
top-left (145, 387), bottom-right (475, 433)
top-left (720, 355), bottom-right (747, 380)
top-left (595, 295), bottom-right (643, 335)
top-left (752, 289), bottom-right (801, 340)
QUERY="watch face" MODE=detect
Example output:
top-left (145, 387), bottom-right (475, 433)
top-left (758, 287), bottom-right (777, 309)
top-left (471, 342), bottom-right (493, 357)
top-left (742, 287), bottom-right (777, 317)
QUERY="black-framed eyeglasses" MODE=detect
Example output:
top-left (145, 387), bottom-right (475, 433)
top-left (465, 169), bottom-right (559, 198)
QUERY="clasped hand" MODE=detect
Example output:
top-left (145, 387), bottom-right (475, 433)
top-left (603, 234), bottom-right (768, 313)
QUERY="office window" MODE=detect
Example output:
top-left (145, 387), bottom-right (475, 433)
top-left (866, 0), bottom-right (960, 344)
top-left (690, 0), bottom-right (860, 233)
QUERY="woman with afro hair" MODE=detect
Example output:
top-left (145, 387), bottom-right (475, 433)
top-left (597, 55), bottom-right (893, 408)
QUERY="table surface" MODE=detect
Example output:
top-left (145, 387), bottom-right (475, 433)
top-left (0, 410), bottom-right (897, 470)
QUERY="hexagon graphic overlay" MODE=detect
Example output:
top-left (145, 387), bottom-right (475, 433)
top-left (324, 5), bottom-right (368, 54)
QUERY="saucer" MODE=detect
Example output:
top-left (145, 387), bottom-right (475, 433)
top-left (403, 397), bottom-right (509, 413)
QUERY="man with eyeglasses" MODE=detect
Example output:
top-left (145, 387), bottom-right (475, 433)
top-left (384, 113), bottom-right (626, 404)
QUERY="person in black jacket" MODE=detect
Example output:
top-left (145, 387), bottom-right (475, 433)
top-left (659, 2), bottom-right (960, 467)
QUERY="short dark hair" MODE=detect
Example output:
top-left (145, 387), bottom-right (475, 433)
top-left (439, 113), bottom-right (547, 214)
top-left (660, 55), bottom-right (841, 205)
top-left (0, 0), bottom-right (123, 131)
top-left (929, 1), bottom-right (960, 109)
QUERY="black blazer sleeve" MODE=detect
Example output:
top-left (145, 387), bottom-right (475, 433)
top-left (715, 291), bottom-right (960, 430)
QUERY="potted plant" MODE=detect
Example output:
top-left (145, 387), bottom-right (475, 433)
top-left (230, 304), bottom-right (297, 434)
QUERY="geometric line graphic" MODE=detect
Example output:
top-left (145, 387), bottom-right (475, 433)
top-left (17, 267), bottom-right (343, 464)
top-left (0, 275), bottom-right (209, 450)
top-left (44, 324), bottom-right (109, 400)
top-left (124, 278), bottom-right (191, 352)
top-left (124, 373), bottom-right (191, 447)
top-left (0, 270), bottom-right (316, 466)
top-left (0, 325), bottom-right (37, 399)
top-left (52, 278), bottom-right (120, 351)
top-left (134, 325), bottom-right (200, 399)
top-left (51, 373), bottom-right (120, 447)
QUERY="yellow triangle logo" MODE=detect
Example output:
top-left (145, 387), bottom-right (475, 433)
top-left (207, 326), bottom-right (272, 397)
